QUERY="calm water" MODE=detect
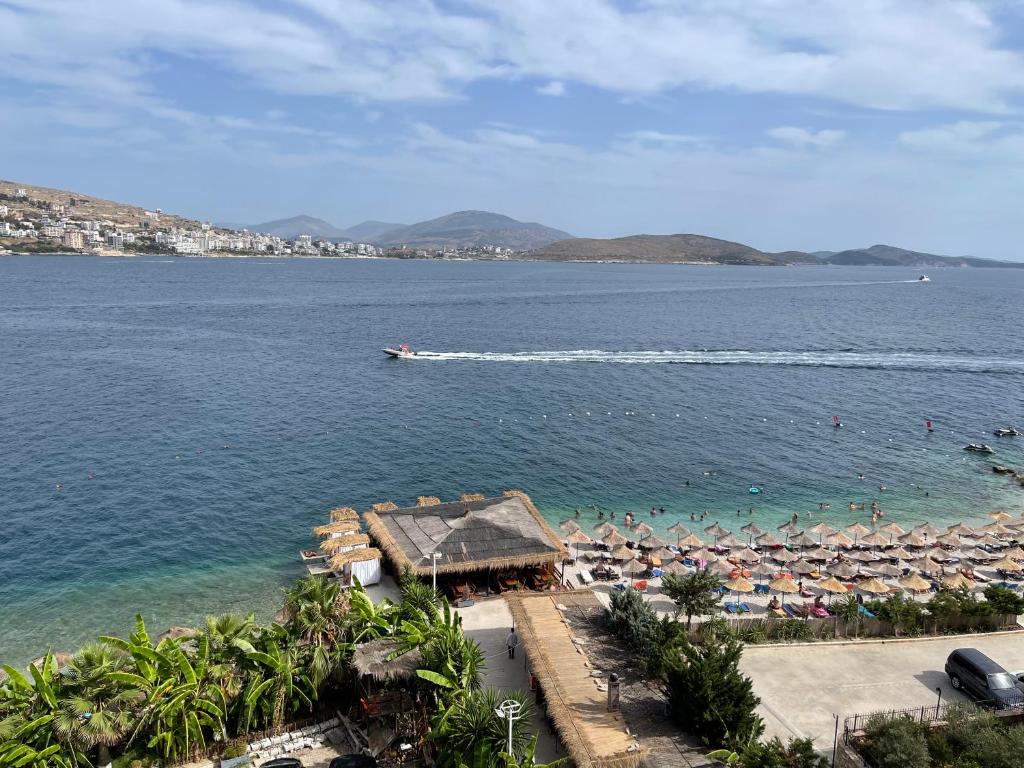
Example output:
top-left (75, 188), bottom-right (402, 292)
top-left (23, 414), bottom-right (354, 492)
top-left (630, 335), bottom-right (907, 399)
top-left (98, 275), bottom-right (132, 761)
top-left (1, 256), bottom-right (1022, 664)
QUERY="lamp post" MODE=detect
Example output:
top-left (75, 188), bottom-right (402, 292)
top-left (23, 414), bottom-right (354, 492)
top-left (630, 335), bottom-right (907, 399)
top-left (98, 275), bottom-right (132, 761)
top-left (495, 699), bottom-right (523, 757)
top-left (431, 552), bottom-right (442, 592)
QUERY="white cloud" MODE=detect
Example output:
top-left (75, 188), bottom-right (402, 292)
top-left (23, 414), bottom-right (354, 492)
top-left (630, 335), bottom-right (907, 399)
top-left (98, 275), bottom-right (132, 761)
top-left (626, 130), bottom-right (703, 145)
top-left (2, 0), bottom-right (1024, 111)
top-left (768, 126), bottom-right (846, 147)
top-left (536, 80), bottom-right (566, 96)
top-left (899, 120), bottom-right (1003, 152)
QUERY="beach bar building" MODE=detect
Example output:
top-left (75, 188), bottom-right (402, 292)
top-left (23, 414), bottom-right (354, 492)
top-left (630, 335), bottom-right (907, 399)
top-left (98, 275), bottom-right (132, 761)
top-left (362, 490), bottom-right (568, 594)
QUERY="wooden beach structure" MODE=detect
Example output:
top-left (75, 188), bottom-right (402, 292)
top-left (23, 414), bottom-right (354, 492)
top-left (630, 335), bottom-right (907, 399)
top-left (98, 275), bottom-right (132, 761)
top-left (362, 490), bottom-right (568, 596)
top-left (506, 590), bottom-right (646, 768)
top-left (303, 506), bottom-right (382, 587)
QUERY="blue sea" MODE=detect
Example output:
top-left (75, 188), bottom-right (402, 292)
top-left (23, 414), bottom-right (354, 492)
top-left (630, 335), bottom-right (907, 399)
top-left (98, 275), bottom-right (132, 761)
top-left (1, 255), bottom-right (1022, 664)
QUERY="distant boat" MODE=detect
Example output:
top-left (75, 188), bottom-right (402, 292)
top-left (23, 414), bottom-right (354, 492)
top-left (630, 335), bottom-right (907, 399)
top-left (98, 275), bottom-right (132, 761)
top-left (918, 275), bottom-right (930, 282)
top-left (383, 343), bottom-right (416, 359)
top-left (993, 427), bottom-right (1021, 437)
top-left (964, 443), bottom-right (995, 454)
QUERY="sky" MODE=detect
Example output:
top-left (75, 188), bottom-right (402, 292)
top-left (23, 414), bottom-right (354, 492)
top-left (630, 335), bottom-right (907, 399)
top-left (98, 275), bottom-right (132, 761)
top-left (3, 0), bottom-right (1024, 258)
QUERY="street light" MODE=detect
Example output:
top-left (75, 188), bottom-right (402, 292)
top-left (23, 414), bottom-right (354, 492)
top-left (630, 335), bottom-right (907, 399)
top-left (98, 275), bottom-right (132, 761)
top-left (431, 552), bottom-right (442, 592)
top-left (494, 699), bottom-right (523, 757)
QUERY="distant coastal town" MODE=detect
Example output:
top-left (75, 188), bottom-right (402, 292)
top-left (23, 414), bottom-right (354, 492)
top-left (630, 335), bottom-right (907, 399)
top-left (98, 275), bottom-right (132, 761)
top-left (0, 183), bottom-right (519, 260)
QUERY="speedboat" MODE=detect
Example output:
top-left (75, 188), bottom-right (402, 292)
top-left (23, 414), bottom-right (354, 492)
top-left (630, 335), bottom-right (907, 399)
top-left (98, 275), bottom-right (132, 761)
top-left (918, 275), bottom-right (930, 282)
top-left (993, 427), bottom-right (1021, 437)
top-left (383, 343), bottom-right (416, 359)
top-left (964, 443), bottom-right (995, 454)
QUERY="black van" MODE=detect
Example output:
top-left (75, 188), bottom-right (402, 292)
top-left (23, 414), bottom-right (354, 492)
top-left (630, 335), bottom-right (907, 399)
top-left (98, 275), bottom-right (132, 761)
top-left (945, 648), bottom-right (1024, 709)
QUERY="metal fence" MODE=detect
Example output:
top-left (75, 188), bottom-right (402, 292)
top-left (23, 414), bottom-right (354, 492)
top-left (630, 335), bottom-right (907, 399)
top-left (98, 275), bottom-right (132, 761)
top-left (842, 694), bottom-right (1024, 743)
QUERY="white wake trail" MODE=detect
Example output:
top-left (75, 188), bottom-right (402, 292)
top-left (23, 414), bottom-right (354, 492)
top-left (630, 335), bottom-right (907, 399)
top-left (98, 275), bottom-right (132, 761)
top-left (409, 350), bottom-right (1024, 373)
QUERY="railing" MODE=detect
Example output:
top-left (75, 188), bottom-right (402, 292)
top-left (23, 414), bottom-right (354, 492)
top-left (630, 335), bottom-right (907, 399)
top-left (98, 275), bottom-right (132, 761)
top-left (842, 695), bottom-right (1024, 744)
top-left (165, 714), bottom-right (325, 766)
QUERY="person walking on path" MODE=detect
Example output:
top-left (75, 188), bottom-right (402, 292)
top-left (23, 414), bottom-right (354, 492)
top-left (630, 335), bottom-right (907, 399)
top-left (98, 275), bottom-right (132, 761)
top-left (506, 627), bottom-right (519, 659)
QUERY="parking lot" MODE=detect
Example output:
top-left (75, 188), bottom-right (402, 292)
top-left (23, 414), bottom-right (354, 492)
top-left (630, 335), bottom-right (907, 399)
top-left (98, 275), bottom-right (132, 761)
top-left (739, 630), bottom-right (1024, 750)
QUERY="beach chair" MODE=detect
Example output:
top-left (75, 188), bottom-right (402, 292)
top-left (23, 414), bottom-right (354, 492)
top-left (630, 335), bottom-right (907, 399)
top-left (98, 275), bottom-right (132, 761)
top-left (613, 582), bottom-right (626, 592)
top-left (770, 607), bottom-right (786, 618)
top-left (723, 602), bottom-right (737, 614)
top-left (738, 602), bottom-right (751, 614)
top-left (754, 584), bottom-right (770, 596)
top-left (858, 605), bottom-right (876, 619)
top-left (782, 603), bottom-right (800, 618)
top-left (578, 570), bottom-right (595, 586)
top-left (634, 579), bottom-right (648, 592)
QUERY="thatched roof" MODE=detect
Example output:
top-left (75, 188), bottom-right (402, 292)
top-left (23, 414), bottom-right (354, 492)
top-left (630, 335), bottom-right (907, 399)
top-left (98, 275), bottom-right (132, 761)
top-left (372, 501), bottom-right (399, 512)
top-left (417, 496), bottom-right (442, 507)
top-left (460, 493), bottom-right (486, 502)
top-left (313, 520), bottom-right (361, 537)
top-left (329, 547), bottom-right (382, 570)
top-left (506, 591), bottom-right (647, 768)
top-left (350, 638), bottom-right (423, 682)
top-left (329, 507), bottom-right (359, 523)
top-left (363, 490), bottom-right (567, 577)
top-left (320, 533), bottom-right (371, 553)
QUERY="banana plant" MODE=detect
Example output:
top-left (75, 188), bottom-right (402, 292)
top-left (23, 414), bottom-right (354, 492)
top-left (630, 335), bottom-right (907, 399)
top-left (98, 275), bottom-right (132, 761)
top-left (239, 626), bottom-right (314, 732)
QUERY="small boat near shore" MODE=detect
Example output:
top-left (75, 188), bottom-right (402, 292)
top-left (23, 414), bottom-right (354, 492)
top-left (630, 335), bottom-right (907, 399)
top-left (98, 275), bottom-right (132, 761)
top-left (383, 343), bottom-right (417, 359)
top-left (918, 274), bottom-right (930, 282)
top-left (993, 427), bottom-right (1021, 437)
top-left (964, 443), bottom-right (995, 454)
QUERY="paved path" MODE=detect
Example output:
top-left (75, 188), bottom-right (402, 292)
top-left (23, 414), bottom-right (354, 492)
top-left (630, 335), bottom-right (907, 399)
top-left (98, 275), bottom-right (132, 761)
top-left (458, 598), bottom-right (565, 764)
top-left (740, 630), bottom-right (1024, 751)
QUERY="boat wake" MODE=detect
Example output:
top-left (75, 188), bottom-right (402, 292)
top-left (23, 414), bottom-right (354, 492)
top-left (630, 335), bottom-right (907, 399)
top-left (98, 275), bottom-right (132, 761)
top-left (410, 349), bottom-right (1024, 373)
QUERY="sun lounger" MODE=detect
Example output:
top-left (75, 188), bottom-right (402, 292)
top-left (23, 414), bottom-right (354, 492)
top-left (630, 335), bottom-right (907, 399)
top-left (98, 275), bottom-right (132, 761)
top-left (858, 605), bottom-right (876, 619)
top-left (770, 607), bottom-right (786, 618)
top-left (738, 602), bottom-right (751, 613)
top-left (578, 569), bottom-right (595, 586)
top-left (724, 602), bottom-right (737, 614)
top-left (754, 584), bottom-right (770, 595)
top-left (634, 579), bottom-right (648, 592)
top-left (810, 605), bottom-right (831, 618)
top-left (782, 603), bottom-right (800, 618)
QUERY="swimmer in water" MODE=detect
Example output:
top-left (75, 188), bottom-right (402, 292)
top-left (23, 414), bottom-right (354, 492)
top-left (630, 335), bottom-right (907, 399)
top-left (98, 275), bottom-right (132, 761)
top-left (575, 507), bottom-right (581, 518)
top-left (690, 511), bottom-right (696, 521)
top-left (858, 473), bottom-right (865, 481)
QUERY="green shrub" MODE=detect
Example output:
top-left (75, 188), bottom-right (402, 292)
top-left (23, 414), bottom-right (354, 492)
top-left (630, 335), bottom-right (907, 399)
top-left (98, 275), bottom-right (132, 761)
top-left (983, 585), bottom-right (1024, 616)
top-left (662, 633), bottom-right (763, 747)
top-left (860, 715), bottom-right (929, 768)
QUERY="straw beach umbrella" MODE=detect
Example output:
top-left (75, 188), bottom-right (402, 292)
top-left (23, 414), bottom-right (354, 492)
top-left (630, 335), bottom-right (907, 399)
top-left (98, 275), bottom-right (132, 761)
top-left (964, 547), bottom-right (996, 561)
top-left (887, 546), bottom-right (914, 561)
top-left (804, 547), bottom-right (833, 561)
top-left (860, 531), bottom-right (889, 547)
top-left (560, 519), bottom-right (582, 534)
top-left (771, 548), bottom-right (799, 563)
top-left (741, 522), bottom-right (765, 538)
top-left (313, 520), bottom-right (360, 537)
top-left (565, 528), bottom-right (593, 560)
top-left (947, 522), bottom-right (974, 536)
top-left (826, 532), bottom-right (855, 548)
top-left (807, 522), bottom-right (838, 546)
top-left (817, 576), bottom-right (848, 604)
top-left (789, 532), bottom-right (817, 548)
top-left (709, 559), bottom-right (736, 577)
top-left (991, 555), bottom-right (1023, 572)
top-left (829, 562), bottom-right (860, 579)
top-left (594, 522), bottom-right (618, 537)
top-left (880, 522), bottom-right (906, 538)
top-left (650, 547), bottom-right (677, 563)
top-left (704, 522), bottom-right (730, 542)
top-left (750, 561), bottom-right (777, 579)
top-left (769, 576), bottom-right (799, 605)
top-left (320, 533), bottom-right (371, 554)
top-left (899, 572), bottom-right (931, 593)
top-left (756, 532), bottom-right (782, 547)
top-left (329, 506), bottom-right (359, 523)
top-left (1002, 546), bottom-right (1024, 560)
top-left (846, 523), bottom-right (871, 545)
top-left (777, 522), bottom-right (801, 540)
top-left (717, 533), bottom-right (744, 549)
top-left (621, 558), bottom-right (647, 585)
top-left (858, 577), bottom-right (890, 595)
top-left (981, 523), bottom-right (1013, 537)
top-left (908, 556), bottom-right (943, 575)
top-left (634, 521), bottom-right (654, 538)
top-left (941, 572), bottom-right (975, 591)
top-left (677, 533), bottom-right (706, 549)
top-left (873, 563), bottom-right (903, 578)
top-left (662, 559), bottom-right (689, 576)
top-left (899, 532), bottom-right (927, 548)
top-left (611, 544), bottom-right (635, 561)
top-left (639, 535), bottom-right (668, 550)
top-left (791, 559), bottom-right (818, 575)
top-left (989, 511), bottom-right (1013, 522)
top-left (724, 575), bottom-right (755, 606)
top-left (688, 548), bottom-right (719, 563)
top-left (975, 534), bottom-right (1003, 548)
top-left (603, 531), bottom-right (628, 547)
top-left (914, 523), bottom-right (941, 538)
top-left (731, 547), bottom-right (761, 564)
top-left (667, 522), bottom-right (690, 543)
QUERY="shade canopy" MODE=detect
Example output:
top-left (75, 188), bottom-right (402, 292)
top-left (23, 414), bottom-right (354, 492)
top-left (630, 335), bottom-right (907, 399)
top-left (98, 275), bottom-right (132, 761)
top-left (611, 544), bottom-right (636, 561)
top-left (879, 522), bottom-right (906, 536)
top-left (750, 562), bottom-right (777, 576)
top-left (769, 577), bottom-right (799, 593)
top-left (899, 532), bottom-right (927, 547)
top-left (649, 547), bottom-right (678, 562)
top-left (845, 523), bottom-right (871, 536)
top-left (723, 575), bottom-right (755, 593)
top-left (908, 557), bottom-right (943, 575)
top-left (667, 522), bottom-right (690, 535)
top-left (777, 521), bottom-right (801, 535)
top-left (913, 523), bottom-right (941, 538)
top-left (677, 533), bottom-right (706, 549)
top-left (603, 531), bottom-right (629, 547)
top-left (662, 559), bottom-right (689, 576)
top-left (320, 533), bottom-right (371, 553)
top-left (804, 547), bottom-right (833, 561)
top-left (991, 556), bottom-right (1023, 572)
top-left (755, 532), bottom-right (782, 547)
top-left (789, 533), bottom-right (817, 548)
top-left (807, 522), bottom-right (838, 537)
top-left (639, 535), bottom-right (668, 550)
top-left (740, 522), bottom-right (765, 536)
top-left (1003, 547), bottom-right (1024, 560)
top-left (873, 563), bottom-right (903, 578)
top-left (899, 572), bottom-right (931, 592)
top-left (817, 576), bottom-right (848, 594)
top-left (828, 562), bottom-right (860, 579)
top-left (730, 547), bottom-right (762, 563)
top-left (566, 529), bottom-right (594, 545)
top-left (946, 523), bottom-right (974, 536)
top-left (621, 559), bottom-right (647, 575)
top-left (941, 572), bottom-right (975, 590)
top-left (887, 547), bottom-right (914, 560)
top-left (594, 522), bottom-right (618, 537)
top-left (989, 511), bottom-right (1013, 522)
top-left (717, 534), bottom-right (744, 548)
top-left (770, 548), bottom-right (799, 563)
top-left (857, 577), bottom-right (890, 594)
top-left (790, 559), bottom-right (818, 575)
top-left (634, 522), bottom-right (654, 537)
top-left (313, 520), bottom-right (361, 537)
top-left (981, 523), bottom-right (1013, 536)
top-left (560, 520), bottom-right (582, 533)
top-left (934, 533), bottom-right (961, 547)
top-left (826, 532), bottom-right (855, 547)
top-left (860, 532), bottom-right (889, 547)
top-left (687, 548), bottom-right (719, 562)
top-left (704, 522), bottom-right (730, 537)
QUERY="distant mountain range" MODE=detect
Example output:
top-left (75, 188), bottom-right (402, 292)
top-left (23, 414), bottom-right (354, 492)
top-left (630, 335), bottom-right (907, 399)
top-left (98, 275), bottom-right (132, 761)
top-left (530, 235), bottom-right (1024, 268)
top-left (373, 210), bottom-right (572, 250)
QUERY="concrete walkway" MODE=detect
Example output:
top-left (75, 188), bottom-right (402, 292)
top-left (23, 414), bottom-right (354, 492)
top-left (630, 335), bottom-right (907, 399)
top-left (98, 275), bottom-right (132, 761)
top-left (457, 598), bottom-right (566, 764)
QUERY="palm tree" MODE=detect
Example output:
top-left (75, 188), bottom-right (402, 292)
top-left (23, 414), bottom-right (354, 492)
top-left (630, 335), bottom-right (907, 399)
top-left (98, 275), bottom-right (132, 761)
top-left (240, 625), bottom-right (314, 732)
top-left (55, 643), bottom-right (140, 767)
top-left (282, 577), bottom-right (348, 688)
top-left (203, 613), bottom-right (257, 704)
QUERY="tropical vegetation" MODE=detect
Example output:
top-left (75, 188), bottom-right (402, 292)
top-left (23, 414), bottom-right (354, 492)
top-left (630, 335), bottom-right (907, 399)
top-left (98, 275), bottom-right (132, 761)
top-left (0, 573), bottom-right (544, 768)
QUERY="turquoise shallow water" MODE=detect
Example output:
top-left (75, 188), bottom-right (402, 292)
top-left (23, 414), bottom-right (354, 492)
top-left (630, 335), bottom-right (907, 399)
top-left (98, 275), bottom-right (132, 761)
top-left (1, 256), bottom-right (1022, 665)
